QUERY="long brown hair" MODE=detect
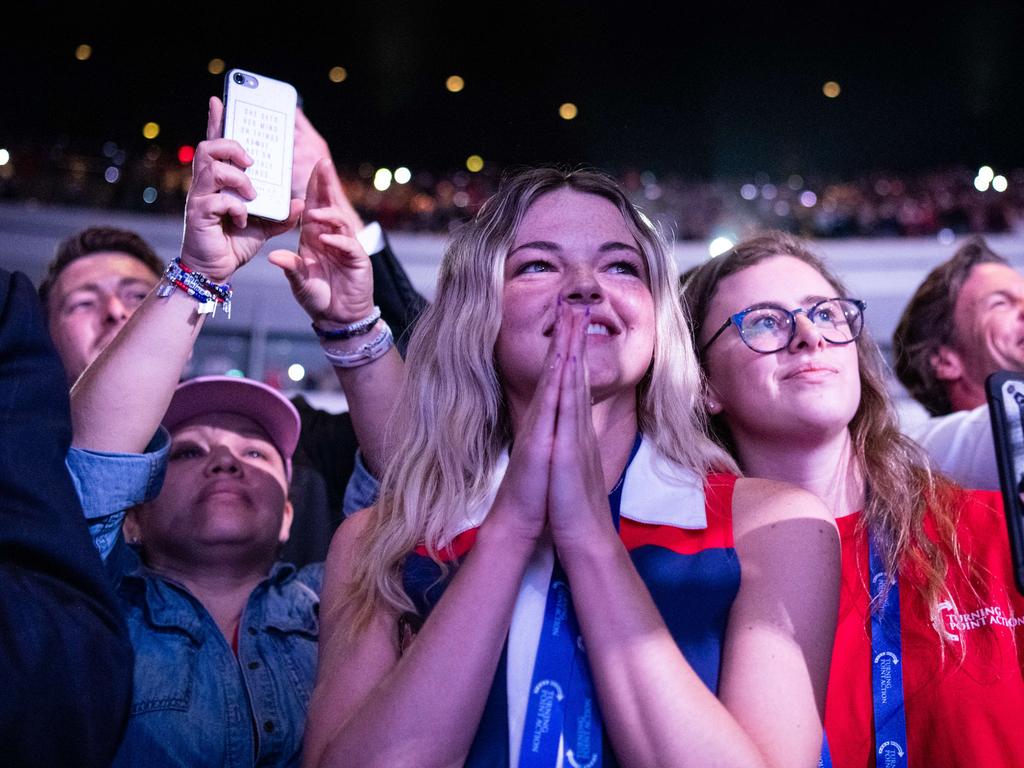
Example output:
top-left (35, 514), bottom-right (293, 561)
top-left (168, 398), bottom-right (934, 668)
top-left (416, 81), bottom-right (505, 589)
top-left (682, 231), bottom-right (965, 631)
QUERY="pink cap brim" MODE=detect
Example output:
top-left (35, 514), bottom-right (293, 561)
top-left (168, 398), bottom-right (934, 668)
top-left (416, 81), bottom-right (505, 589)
top-left (162, 375), bottom-right (300, 481)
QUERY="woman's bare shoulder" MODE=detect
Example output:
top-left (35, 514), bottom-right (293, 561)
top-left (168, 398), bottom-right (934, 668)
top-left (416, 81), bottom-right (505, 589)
top-left (325, 506), bottom-right (375, 574)
top-left (731, 477), bottom-right (836, 537)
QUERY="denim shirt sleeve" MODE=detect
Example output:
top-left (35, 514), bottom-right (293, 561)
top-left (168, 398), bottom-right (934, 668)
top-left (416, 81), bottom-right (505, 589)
top-left (66, 428), bottom-right (170, 561)
top-left (342, 449), bottom-right (380, 517)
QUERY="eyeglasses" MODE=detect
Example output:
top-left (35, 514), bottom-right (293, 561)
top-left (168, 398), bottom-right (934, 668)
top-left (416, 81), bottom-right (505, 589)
top-left (701, 297), bottom-right (866, 354)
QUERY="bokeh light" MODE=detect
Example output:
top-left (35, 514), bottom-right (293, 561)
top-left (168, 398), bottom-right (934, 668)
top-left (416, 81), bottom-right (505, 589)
top-left (822, 81), bottom-right (841, 98)
top-left (142, 122), bottom-right (160, 140)
top-left (208, 58), bottom-right (225, 75)
top-left (329, 66), bottom-right (348, 83)
top-left (708, 237), bottom-right (734, 257)
top-left (466, 155), bottom-right (484, 172)
top-left (75, 44), bottom-right (92, 61)
top-left (373, 168), bottom-right (393, 191)
top-left (559, 103), bottom-right (578, 120)
top-left (446, 75), bottom-right (465, 93)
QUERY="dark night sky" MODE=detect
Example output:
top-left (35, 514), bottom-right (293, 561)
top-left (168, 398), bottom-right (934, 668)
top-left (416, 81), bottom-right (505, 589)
top-left (4, 1), bottom-right (1023, 179)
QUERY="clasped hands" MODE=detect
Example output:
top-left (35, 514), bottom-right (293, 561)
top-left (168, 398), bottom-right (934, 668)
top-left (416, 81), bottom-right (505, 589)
top-left (492, 300), bottom-right (618, 557)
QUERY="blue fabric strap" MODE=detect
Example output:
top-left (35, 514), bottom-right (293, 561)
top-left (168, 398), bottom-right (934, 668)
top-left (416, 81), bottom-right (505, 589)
top-left (819, 535), bottom-right (908, 768)
top-left (518, 557), bottom-right (602, 768)
top-left (518, 435), bottom-right (641, 768)
top-left (868, 536), bottom-right (908, 767)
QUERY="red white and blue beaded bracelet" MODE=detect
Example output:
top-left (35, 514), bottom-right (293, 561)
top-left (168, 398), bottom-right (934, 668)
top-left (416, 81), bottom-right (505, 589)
top-left (156, 257), bottom-right (233, 318)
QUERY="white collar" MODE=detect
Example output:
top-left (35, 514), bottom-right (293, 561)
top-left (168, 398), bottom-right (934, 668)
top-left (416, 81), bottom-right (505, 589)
top-left (444, 435), bottom-right (707, 543)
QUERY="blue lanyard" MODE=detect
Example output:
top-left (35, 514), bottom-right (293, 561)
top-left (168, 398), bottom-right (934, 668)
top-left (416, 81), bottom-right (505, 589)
top-left (819, 535), bottom-right (908, 768)
top-left (867, 536), bottom-right (908, 767)
top-left (518, 556), bottom-right (602, 768)
top-left (517, 435), bottom-right (640, 768)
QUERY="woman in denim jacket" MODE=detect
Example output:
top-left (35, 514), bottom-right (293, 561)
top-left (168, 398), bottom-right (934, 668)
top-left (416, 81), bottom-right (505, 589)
top-left (66, 96), bottom-right (404, 767)
top-left (69, 376), bottom-right (320, 767)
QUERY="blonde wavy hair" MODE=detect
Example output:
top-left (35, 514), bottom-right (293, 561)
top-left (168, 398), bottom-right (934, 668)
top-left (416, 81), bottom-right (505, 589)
top-left (345, 168), bottom-right (737, 632)
top-left (681, 231), bottom-right (968, 643)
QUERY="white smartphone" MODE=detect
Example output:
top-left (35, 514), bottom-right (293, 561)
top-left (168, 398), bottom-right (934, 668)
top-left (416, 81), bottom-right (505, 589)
top-left (222, 69), bottom-right (297, 222)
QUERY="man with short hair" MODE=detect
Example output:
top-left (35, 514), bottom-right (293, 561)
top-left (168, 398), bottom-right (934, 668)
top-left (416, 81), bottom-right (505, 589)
top-left (893, 236), bottom-right (1024, 488)
top-left (39, 226), bottom-right (163, 384)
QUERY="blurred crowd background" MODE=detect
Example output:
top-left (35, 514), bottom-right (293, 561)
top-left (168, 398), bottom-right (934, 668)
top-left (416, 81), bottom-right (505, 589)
top-left (3, 143), bottom-right (1022, 242)
top-left (5, 2), bottom-right (1024, 409)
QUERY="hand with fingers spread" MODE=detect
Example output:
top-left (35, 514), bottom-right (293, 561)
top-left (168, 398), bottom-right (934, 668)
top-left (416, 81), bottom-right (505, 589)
top-left (181, 96), bottom-right (302, 282)
top-left (269, 158), bottom-right (374, 326)
top-left (545, 305), bottom-right (618, 555)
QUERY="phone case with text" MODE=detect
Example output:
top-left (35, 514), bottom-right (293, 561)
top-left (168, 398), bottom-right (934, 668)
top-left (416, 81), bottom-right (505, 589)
top-left (222, 69), bottom-right (296, 222)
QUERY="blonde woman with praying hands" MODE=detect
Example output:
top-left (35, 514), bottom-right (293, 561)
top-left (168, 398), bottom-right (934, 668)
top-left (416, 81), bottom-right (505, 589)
top-left (303, 169), bottom-right (840, 768)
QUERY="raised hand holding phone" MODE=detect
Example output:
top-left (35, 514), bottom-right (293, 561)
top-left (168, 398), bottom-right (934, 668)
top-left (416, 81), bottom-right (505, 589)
top-left (181, 96), bottom-right (301, 282)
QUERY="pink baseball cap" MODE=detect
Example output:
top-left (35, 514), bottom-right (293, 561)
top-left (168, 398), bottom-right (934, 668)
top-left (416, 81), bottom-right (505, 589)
top-left (162, 375), bottom-right (301, 481)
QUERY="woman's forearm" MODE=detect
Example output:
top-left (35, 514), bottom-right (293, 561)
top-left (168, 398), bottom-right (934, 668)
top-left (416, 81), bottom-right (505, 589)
top-left (560, 538), bottom-right (768, 768)
top-left (311, 517), bottom-right (536, 768)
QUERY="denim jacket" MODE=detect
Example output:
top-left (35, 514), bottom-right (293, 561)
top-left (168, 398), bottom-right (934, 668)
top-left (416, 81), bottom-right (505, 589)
top-left (342, 449), bottom-right (381, 517)
top-left (67, 430), bottom-right (322, 768)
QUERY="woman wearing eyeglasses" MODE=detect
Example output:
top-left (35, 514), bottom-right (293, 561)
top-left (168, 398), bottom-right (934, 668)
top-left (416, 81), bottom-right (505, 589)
top-left (682, 231), bottom-right (1024, 768)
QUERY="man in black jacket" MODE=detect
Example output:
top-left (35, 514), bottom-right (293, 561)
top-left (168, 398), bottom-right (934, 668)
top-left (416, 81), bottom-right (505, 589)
top-left (0, 267), bottom-right (133, 767)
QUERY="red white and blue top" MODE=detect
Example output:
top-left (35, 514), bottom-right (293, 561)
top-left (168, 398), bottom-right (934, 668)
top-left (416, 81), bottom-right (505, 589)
top-left (401, 436), bottom-right (741, 767)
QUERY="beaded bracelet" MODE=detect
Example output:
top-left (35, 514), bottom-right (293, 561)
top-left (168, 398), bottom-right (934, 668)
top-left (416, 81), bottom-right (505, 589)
top-left (156, 257), bottom-right (233, 318)
top-left (311, 305), bottom-right (382, 341)
top-left (321, 321), bottom-right (394, 368)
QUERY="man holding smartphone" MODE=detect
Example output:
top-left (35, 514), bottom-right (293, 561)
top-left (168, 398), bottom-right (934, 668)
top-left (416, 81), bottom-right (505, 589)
top-left (894, 236), bottom-right (1024, 489)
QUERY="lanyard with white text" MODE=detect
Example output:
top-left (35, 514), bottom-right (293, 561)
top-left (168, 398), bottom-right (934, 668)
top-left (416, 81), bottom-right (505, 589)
top-left (819, 535), bottom-right (908, 768)
top-left (867, 536), bottom-right (908, 767)
top-left (517, 556), bottom-right (602, 768)
top-left (517, 436), bottom-right (640, 768)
